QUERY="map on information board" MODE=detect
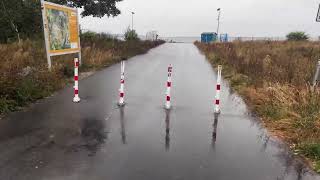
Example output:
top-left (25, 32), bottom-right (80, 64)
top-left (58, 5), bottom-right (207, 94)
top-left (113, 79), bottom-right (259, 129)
top-left (42, 1), bottom-right (80, 56)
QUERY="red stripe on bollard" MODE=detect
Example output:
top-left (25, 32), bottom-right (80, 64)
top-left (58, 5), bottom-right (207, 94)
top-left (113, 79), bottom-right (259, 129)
top-left (167, 82), bottom-right (171, 87)
top-left (74, 76), bottom-right (78, 81)
top-left (167, 96), bottom-right (171, 101)
top-left (217, 84), bottom-right (221, 90)
top-left (120, 92), bottom-right (124, 98)
top-left (75, 89), bottom-right (79, 94)
top-left (76, 62), bottom-right (79, 67)
top-left (121, 79), bottom-right (125, 83)
top-left (215, 100), bottom-right (220, 105)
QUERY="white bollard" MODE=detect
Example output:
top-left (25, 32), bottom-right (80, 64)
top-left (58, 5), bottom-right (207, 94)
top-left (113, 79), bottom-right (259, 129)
top-left (73, 58), bottom-right (81, 103)
top-left (165, 64), bottom-right (173, 110)
top-left (118, 61), bottom-right (126, 106)
top-left (214, 65), bottom-right (222, 114)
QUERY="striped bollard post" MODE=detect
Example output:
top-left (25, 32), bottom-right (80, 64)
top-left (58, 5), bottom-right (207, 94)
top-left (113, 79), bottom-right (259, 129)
top-left (73, 58), bottom-right (81, 103)
top-left (118, 61), bottom-right (126, 106)
top-left (214, 65), bottom-right (222, 114)
top-left (165, 64), bottom-right (173, 110)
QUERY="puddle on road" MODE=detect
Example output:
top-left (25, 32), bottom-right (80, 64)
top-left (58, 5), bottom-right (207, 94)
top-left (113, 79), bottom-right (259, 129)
top-left (2, 44), bottom-right (319, 180)
top-left (44, 118), bottom-right (109, 156)
top-left (206, 88), bottom-right (316, 179)
top-left (80, 118), bottom-right (108, 156)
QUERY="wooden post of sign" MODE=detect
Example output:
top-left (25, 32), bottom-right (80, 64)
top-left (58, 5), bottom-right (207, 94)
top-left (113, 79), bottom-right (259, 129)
top-left (41, 0), bottom-right (52, 69)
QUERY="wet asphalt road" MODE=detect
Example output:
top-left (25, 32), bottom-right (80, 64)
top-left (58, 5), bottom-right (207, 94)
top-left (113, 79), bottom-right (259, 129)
top-left (0, 43), bottom-right (319, 180)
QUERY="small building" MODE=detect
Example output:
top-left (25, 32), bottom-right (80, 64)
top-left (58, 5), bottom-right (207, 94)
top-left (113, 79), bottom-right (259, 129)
top-left (201, 32), bottom-right (217, 43)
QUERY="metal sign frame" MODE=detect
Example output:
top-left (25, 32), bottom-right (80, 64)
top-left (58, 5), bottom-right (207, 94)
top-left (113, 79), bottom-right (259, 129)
top-left (41, 0), bottom-right (81, 69)
top-left (316, 4), bottom-right (320, 22)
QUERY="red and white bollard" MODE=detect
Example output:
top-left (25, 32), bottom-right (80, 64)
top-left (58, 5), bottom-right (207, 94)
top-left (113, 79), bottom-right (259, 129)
top-left (118, 61), bottom-right (125, 106)
top-left (165, 64), bottom-right (173, 110)
top-left (214, 65), bottom-right (222, 114)
top-left (73, 58), bottom-right (81, 103)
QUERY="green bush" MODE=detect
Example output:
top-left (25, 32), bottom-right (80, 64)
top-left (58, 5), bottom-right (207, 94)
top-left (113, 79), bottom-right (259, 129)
top-left (286, 31), bottom-right (309, 41)
top-left (298, 143), bottom-right (320, 172)
top-left (124, 27), bottom-right (139, 41)
top-left (298, 143), bottom-right (320, 160)
top-left (81, 31), bottom-right (119, 48)
top-left (0, 97), bottom-right (17, 113)
top-left (99, 33), bottom-right (115, 41)
top-left (80, 31), bottom-right (97, 41)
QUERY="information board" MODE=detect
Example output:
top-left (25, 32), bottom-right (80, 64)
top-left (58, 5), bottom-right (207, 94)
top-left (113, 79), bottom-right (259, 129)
top-left (41, 1), bottom-right (81, 68)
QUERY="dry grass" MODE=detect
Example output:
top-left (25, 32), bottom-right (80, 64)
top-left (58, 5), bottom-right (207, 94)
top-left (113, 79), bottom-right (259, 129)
top-left (195, 41), bottom-right (320, 172)
top-left (0, 37), bottom-right (164, 114)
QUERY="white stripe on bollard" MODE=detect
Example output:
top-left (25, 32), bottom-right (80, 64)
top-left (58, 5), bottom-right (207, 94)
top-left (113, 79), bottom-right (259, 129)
top-left (165, 64), bottom-right (173, 110)
top-left (214, 65), bottom-right (222, 114)
top-left (118, 61), bottom-right (126, 106)
top-left (73, 58), bottom-right (81, 103)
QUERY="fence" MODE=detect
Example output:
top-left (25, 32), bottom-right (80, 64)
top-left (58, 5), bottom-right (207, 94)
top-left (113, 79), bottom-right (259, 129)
top-left (229, 37), bottom-right (286, 42)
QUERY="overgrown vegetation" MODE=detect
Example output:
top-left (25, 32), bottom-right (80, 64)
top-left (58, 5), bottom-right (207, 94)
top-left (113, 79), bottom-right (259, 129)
top-left (0, 32), bottom-right (164, 114)
top-left (0, 0), bottom-right (122, 43)
top-left (195, 40), bottom-right (320, 172)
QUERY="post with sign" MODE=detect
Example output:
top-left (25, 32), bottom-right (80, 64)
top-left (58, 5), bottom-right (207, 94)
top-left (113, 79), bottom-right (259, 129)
top-left (41, 0), bottom-right (81, 69)
top-left (313, 5), bottom-right (320, 88)
top-left (317, 4), bottom-right (320, 22)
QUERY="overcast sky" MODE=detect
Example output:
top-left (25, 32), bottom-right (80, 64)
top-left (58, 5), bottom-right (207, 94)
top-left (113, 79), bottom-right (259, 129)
top-left (80, 0), bottom-right (320, 37)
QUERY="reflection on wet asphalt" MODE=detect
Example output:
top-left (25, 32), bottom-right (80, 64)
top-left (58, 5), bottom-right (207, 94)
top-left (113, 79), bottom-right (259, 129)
top-left (80, 118), bottom-right (107, 156)
top-left (0, 43), bottom-right (319, 180)
top-left (165, 109), bottom-right (170, 151)
top-left (119, 107), bottom-right (127, 144)
top-left (212, 114), bottom-right (219, 145)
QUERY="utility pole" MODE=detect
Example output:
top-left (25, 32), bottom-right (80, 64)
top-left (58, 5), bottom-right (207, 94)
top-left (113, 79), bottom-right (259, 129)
top-left (131, 11), bottom-right (135, 30)
top-left (217, 8), bottom-right (221, 41)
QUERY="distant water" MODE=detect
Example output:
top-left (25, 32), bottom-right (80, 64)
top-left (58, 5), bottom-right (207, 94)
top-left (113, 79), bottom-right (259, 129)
top-left (163, 37), bottom-right (200, 43)
top-left (118, 35), bottom-right (199, 43)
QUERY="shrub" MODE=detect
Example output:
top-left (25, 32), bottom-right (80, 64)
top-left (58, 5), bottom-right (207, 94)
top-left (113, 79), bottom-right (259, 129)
top-left (124, 27), bottom-right (139, 41)
top-left (80, 31), bottom-right (97, 41)
top-left (286, 31), bottom-right (309, 41)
